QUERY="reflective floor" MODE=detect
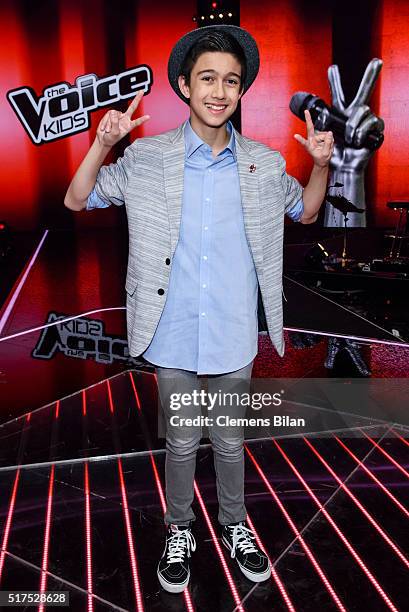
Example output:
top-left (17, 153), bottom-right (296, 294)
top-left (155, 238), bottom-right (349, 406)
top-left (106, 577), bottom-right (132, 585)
top-left (0, 370), bottom-right (408, 611)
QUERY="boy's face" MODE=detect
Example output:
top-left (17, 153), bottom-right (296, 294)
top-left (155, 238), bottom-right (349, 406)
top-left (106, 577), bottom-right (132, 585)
top-left (178, 51), bottom-right (243, 129)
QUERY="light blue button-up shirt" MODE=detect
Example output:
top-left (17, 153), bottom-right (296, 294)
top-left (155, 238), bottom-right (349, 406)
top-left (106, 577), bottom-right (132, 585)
top-left (87, 121), bottom-right (304, 374)
top-left (144, 120), bottom-right (260, 374)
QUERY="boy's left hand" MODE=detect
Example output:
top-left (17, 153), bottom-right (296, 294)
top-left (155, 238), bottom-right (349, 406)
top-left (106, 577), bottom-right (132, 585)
top-left (294, 109), bottom-right (334, 167)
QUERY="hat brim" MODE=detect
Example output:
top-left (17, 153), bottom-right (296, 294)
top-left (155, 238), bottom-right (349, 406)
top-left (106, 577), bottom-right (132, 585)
top-left (167, 25), bottom-right (260, 104)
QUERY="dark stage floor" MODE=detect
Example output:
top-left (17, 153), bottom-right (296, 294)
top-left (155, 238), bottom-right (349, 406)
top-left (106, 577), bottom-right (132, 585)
top-left (0, 370), bottom-right (408, 611)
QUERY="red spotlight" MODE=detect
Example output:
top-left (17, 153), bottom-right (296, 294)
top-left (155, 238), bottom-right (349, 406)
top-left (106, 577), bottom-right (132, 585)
top-left (211, 2), bottom-right (217, 8)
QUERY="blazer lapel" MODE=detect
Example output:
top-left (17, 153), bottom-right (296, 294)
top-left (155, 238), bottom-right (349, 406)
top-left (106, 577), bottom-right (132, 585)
top-left (234, 130), bottom-right (264, 267)
top-left (163, 124), bottom-right (185, 258)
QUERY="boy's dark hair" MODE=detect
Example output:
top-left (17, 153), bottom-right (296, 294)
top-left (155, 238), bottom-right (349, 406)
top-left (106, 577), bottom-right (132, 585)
top-left (179, 29), bottom-right (247, 90)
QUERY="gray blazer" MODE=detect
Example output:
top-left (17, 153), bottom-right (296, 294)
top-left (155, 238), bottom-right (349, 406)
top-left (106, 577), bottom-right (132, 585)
top-left (94, 123), bottom-right (303, 359)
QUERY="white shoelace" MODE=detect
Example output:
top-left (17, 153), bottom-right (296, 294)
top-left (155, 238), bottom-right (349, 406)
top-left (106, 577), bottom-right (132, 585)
top-left (229, 523), bottom-right (258, 559)
top-left (167, 528), bottom-right (197, 564)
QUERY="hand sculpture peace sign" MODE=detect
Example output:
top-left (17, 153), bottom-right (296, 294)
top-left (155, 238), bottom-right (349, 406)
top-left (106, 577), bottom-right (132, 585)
top-left (324, 58), bottom-right (384, 227)
top-left (96, 90), bottom-right (150, 148)
top-left (328, 58), bottom-right (384, 172)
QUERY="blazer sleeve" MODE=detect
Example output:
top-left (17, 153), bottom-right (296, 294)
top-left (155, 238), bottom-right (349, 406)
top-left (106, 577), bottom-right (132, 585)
top-left (277, 152), bottom-right (304, 220)
top-left (92, 141), bottom-right (138, 207)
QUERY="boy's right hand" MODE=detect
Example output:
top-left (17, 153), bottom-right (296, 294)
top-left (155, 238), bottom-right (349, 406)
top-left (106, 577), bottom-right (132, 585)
top-left (96, 90), bottom-right (150, 148)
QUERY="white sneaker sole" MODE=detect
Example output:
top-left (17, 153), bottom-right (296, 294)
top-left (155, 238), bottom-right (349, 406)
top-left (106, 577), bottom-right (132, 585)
top-left (222, 536), bottom-right (272, 583)
top-left (157, 567), bottom-right (190, 593)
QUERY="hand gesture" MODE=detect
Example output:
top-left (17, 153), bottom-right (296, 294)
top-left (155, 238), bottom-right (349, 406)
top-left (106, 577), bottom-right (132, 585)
top-left (96, 91), bottom-right (150, 148)
top-left (328, 58), bottom-right (384, 172)
top-left (294, 109), bottom-right (334, 167)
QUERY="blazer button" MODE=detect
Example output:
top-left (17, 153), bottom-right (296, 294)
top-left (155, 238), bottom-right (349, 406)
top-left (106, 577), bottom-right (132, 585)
top-left (158, 288), bottom-right (165, 295)
top-left (165, 258), bottom-right (170, 265)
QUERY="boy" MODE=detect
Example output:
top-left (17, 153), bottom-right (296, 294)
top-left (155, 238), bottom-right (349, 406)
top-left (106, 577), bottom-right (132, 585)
top-left (65, 25), bottom-right (333, 593)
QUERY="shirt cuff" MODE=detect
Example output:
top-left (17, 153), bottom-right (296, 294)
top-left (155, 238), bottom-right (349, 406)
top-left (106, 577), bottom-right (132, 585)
top-left (286, 197), bottom-right (304, 222)
top-left (86, 187), bottom-right (110, 210)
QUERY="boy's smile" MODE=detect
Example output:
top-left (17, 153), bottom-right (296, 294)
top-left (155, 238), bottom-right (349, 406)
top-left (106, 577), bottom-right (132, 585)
top-left (205, 102), bottom-right (228, 115)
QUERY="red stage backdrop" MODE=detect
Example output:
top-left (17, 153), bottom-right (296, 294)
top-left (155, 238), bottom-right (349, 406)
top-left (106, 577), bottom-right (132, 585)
top-left (1, 0), bottom-right (409, 230)
top-left (369, 0), bottom-right (409, 225)
top-left (241, 0), bottom-right (332, 188)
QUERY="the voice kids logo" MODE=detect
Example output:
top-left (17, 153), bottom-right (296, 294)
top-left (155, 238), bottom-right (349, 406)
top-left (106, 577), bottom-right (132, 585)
top-left (7, 65), bottom-right (153, 145)
top-left (32, 311), bottom-right (146, 367)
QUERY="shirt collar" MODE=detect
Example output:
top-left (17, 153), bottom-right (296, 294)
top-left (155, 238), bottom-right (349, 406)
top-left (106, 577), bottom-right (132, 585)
top-left (183, 119), bottom-right (236, 160)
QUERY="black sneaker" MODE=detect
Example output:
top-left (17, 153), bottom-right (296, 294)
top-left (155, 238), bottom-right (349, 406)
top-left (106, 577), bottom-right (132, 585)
top-left (222, 521), bottom-right (271, 582)
top-left (157, 524), bottom-right (196, 593)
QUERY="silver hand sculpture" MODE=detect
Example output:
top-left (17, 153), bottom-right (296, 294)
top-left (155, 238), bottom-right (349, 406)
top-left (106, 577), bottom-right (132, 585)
top-left (325, 58), bottom-right (384, 227)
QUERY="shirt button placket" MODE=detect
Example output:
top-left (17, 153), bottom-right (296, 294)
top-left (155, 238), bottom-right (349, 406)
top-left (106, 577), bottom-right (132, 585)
top-left (198, 161), bottom-right (213, 371)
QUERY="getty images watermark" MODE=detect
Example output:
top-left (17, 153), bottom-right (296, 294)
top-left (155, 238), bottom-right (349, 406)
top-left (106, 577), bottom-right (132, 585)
top-left (156, 377), bottom-right (409, 439)
top-left (167, 389), bottom-right (306, 428)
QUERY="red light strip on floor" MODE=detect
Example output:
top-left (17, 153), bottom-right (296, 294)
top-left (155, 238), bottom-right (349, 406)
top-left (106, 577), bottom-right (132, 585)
top-left (82, 391), bottom-right (94, 611)
top-left (38, 464), bottom-right (56, 612)
top-left (360, 431), bottom-right (409, 480)
top-left (245, 514), bottom-right (295, 611)
top-left (129, 373), bottom-right (141, 410)
top-left (107, 380), bottom-right (144, 612)
top-left (149, 453), bottom-right (167, 516)
top-left (84, 463), bottom-right (93, 612)
top-left (129, 374), bottom-right (169, 519)
top-left (193, 481), bottom-right (244, 611)
top-left (55, 400), bottom-right (60, 420)
top-left (303, 437), bottom-right (409, 569)
top-left (128, 372), bottom-right (195, 612)
top-left (391, 430), bottom-right (409, 449)
top-left (272, 439), bottom-right (398, 612)
top-left (116, 458), bottom-right (145, 612)
top-left (334, 436), bottom-right (409, 519)
top-left (106, 380), bottom-right (114, 414)
top-left (245, 445), bottom-right (346, 611)
top-left (0, 411), bottom-right (35, 581)
top-left (0, 470), bottom-right (21, 583)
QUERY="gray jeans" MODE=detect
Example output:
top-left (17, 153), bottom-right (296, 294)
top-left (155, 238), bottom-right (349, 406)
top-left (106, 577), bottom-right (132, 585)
top-left (156, 361), bottom-right (254, 526)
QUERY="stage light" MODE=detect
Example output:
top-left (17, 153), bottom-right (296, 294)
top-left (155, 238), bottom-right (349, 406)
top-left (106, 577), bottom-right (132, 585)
top-left (219, 13), bottom-right (223, 18)
top-left (201, 15), bottom-right (205, 20)
top-left (228, 12), bottom-right (233, 17)
top-left (192, 16), bottom-right (197, 21)
top-left (209, 14), bottom-right (214, 19)
top-left (211, 2), bottom-right (217, 7)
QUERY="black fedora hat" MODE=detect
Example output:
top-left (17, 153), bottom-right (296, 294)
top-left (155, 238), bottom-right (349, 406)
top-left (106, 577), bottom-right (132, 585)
top-left (168, 25), bottom-right (260, 104)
